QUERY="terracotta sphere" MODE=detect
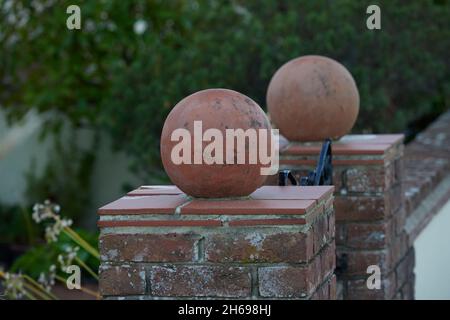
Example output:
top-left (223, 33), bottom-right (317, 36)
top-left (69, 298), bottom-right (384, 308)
top-left (160, 88), bottom-right (273, 198)
top-left (267, 55), bottom-right (359, 141)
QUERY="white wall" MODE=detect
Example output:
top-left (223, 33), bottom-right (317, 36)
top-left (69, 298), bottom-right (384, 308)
top-left (414, 199), bottom-right (450, 299)
top-left (0, 109), bottom-right (142, 227)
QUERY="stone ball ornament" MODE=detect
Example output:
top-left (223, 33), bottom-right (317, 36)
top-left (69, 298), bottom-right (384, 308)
top-left (267, 55), bottom-right (360, 141)
top-left (160, 88), bottom-right (275, 198)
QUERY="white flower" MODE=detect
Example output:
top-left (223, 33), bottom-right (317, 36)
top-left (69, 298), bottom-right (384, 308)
top-left (58, 246), bottom-right (79, 272)
top-left (3, 273), bottom-right (25, 299)
top-left (37, 265), bottom-right (57, 292)
top-left (133, 19), bottom-right (147, 35)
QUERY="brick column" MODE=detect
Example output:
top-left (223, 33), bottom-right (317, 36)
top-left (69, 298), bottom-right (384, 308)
top-left (270, 134), bottom-right (414, 299)
top-left (97, 185), bottom-right (335, 300)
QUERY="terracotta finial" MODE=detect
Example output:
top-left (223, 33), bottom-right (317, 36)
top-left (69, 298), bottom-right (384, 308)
top-left (267, 55), bottom-right (359, 142)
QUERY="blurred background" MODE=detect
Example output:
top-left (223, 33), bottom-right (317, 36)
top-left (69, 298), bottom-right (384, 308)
top-left (0, 0), bottom-right (448, 298)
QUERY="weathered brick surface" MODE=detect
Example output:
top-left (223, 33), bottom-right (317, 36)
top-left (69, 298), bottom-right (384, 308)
top-left (334, 195), bottom-right (386, 221)
top-left (258, 266), bottom-right (313, 298)
top-left (204, 231), bottom-right (312, 263)
top-left (149, 265), bottom-right (251, 298)
top-left (345, 221), bottom-right (392, 250)
top-left (345, 271), bottom-right (396, 300)
top-left (311, 275), bottom-right (336, 300)
top-left (403, 111), bottom-right (450, 219)
top-left (99, 233), bottom-right (199, 262)
top-left (258, 242), bottom-right (335, 298)
top-left (99, 264), bottom-right (145, 296)
top-left (395, 248), bottom-right (415, 289)
top-left (344, 165), bottom-right (388, 193)
top-left (337, 249), bottom-right (392, 276)
top-left (98, 186), bottom-right (335, 300)
top-left (274, 132), bottom-right (428, 300)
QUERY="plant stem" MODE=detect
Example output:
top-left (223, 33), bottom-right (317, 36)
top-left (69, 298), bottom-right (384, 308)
top-left (22, 281), bottom-right (51, 300)
top-left (21, 206), bottom-right (36, 245)
top-left (22, 274), bottom-right (58, 300)
top-left (23, 290), bottom-right (37, 300)
top-left (63, 227), bottom-right (100, 259)
top-left (74, 256), bottom-right (99, 281)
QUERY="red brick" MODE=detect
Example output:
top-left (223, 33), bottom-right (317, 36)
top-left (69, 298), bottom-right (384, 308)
top-left (310, 281), bottom-right (329, 300)
top-left (338, 249), bottom-right (392, 276)
top-left (311, 274), bottom-right (337, 300)
top-left (336, 224), bottom-right (346, 246)
top-left (257, 242), bottom-right (333, 298)
top-left (313, 214), bottom-right (329, 254)
top-left (386, 183), bottom-right (404, 215)
top-left (400, 274), bottom-right (415, 300)
top-left (320, 242), bottom-right (336, 280)
top-left (393, 208), bottom-right (407, 235)
top-left (395, 248), bottom-right (415, 289)
top-left (258, 266), bottom-right (314, 298)
top-left (346, 272), bottom-right (396, 300)
top-left (204, 231), bottom-right (313, 263)
top-left (329, 275), bottom-right (337, 299)
top-left (346, 221), bottom-right (392, 250)
top-left (99, 233), bottom-right (199, 262)
top-left (389, 232), bottom-right (409, 266)
top-left (150, 265), bottom-right (251, 297)
top-left (99, 264), bottom-right (145, 296)
top-left (327, 212), bottom-right (336, 239)
top-left (334, 195), bottom-right (386, 221)
top-left (344, 166), bottom-right (387, 193)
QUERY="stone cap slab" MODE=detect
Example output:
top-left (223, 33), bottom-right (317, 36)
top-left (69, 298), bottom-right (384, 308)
top-left (282, 134), bottom-right (404, 155)
top-left (250, 186), bottom-right (333, 202)
top-left (280, 134), bottom-right (404, 166)
top-left (127, 185), bottom-right (183, 196)
top-left (98, 185), bottom-right (334, 228)
top-left (180, 199), bottom-right (316, 215)
top-left (98, 194), bottom-right (188, 215)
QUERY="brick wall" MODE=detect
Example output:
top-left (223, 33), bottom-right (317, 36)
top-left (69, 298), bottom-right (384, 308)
top-left (403, 111), bottom-right (450, 244)
top-left (96, 111), bottom-right (450, 300)
top-left (97, 185), bottom-right (336, 300)
top-left (271, 134), bottom-right (414, 299)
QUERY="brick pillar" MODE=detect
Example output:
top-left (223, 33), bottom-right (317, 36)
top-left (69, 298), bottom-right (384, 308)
top-left (270, 134), bottom-right (414, 299)
top-left (97, 185), bottom-right (336, 300)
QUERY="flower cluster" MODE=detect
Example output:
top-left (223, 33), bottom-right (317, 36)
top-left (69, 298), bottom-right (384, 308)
top-left (2, 272), bottom-right (25, 299)
top-left (32, 200), bottom-right (72, 243)
top-left (57, 246), bottom-right (79, 273)
top-left (38, 265), bottom-right (56, 292)
top-left (32, 200), bottom-right (60, 223)
top-left (45, 218), bottom-right (73, 243)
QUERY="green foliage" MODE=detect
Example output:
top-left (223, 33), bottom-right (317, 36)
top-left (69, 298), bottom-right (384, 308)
top-left (0, 204), bottom-right (39, 245)
top-left (10, 229), bottom-right (99, 279)
top-left (1, 0), bottom-right (449, 179)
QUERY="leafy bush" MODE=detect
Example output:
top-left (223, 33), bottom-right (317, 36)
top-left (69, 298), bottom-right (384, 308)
top-left (0, 204), bottom-right (39, 245)
top-left (10, 229), bottom-right (98, 279)
top-left (1, 0), bottom-right (448, 180)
